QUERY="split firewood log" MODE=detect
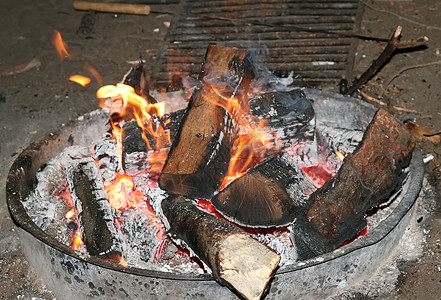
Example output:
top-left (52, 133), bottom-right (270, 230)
top-left (158, 45), bottom-right (255, 199)
top-left (293, 108), bottom-right (416, 258)
top-left (161, 195), bottom-right (280, 300)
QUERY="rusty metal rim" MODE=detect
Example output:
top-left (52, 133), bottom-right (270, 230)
top-left (6, 89), bottom-right (423, 282)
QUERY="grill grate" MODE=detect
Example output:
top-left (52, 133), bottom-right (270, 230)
top-left (149, 0), bottom-right (362, 89)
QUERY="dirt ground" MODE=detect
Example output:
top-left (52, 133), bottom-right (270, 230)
top-left (0, 0), bottom-right (440, 299)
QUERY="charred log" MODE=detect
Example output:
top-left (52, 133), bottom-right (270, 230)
top-left (211, 154), bottom-right (316, 228)
top-left (66, 158), bottom-right (123, 259)
top-left (158, 45), bottom-right (255, 199)
top-left (161, 194), bottom-right (280, 300)
top-left (249, 89), bottom-right (315, 150)
top-left (106, 62), bottom-right (159, 125)
top-left (121, 110), bottom-right (185, 175)
top-left (122, 62), bottom-right (157, 104)
top-left (121, 121), bottom-right (148, 176)
top-left (294, 108), bottom-right (415, 258)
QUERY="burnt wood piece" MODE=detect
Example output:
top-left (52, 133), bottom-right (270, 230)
top-left (108, 63), bottom-right (159, 126)
top-left (121, 121), bottom-right (148, 176)
top-left (158, 45), bottom-right (255, 199)
top-left (66, 158), bottom-right (123, 259)
top-left (294, 108), bottom-right (415, 258)
top-left (249, 89), bottom-right (315, 150)
top-left (161, 195), bottom-right (280, 300)
top-left (211, 154), bottom-right (316, 228)
top-left (122, 62), bottom-right (157, 104)
top-left (121, 110), bottom-right (185, 174)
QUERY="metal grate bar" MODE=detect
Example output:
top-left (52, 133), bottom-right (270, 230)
top-left (150, 0), bottom-right (361, 89)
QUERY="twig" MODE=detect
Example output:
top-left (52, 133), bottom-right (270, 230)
top-left (360, 0), bottom-right (441, 31)
top-left (424, 132), bottom-right (441, 137)
top-left (360, 91), bottom-right (419, 113)
top-left (383, 60), bottom-right (441, 91)
top-left (346, 26), bottom-right (428, 95)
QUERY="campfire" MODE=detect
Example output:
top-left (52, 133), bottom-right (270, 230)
top-left (9, 45), bottom-right (419, 300)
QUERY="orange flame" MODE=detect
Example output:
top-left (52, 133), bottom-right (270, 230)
top-left (335, 150), bottom-right (345, 161)
top-left (104, 173), bottom-right (143, 210)
top-left (84, 63), bottom-right (103, 86)
top-left (52, 31), bottom-right (71, 61)
top-left (103, 172), bottom-right (167, 260)
top-left (97, 83), bottom-right (171, 170)
top-left (69, 75), bottom-right (91, 86)
top-left (206, 85), bottom-right (280, 189)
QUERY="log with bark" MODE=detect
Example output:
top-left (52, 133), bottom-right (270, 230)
top-left (158, 45), bottom-right (255, 199)
top-left (161, 194), bottom-right (280, 300)
top-left (66, 158), bottom-right (123, 259)
top-left (293, 108), bottom-right (415, 258)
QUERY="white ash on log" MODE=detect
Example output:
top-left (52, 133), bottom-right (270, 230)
top-left (293, 108), bottom-right (416, 258)
top-left (66, 158), bottom-right (124, 259)
top-left (158, 45), bottom-right (255, 199)
top-left (211, 154), bottom-right (316, 228)
top-left (92, 137), bottom-right (121, 183)
top-left (161, 194), bottom-right (280, 300)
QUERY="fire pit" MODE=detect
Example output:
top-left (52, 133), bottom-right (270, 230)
top-left (7, 82), bottom-right (423, 299)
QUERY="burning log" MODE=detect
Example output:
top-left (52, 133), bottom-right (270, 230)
top-left (210, 89), bottom-right (316, 228)
top-left (161, 195), bottom-right (280, 300)
top-left (293, 108), bottom-right (415, 258)
top-left (66, 158), bottom-right (123, 259)
top-left (211, 154), bottom-right (316, 228)
top-left (158, 45), bottom-right (255, 199)
top-left (121, 109), bottom-right (185, 174)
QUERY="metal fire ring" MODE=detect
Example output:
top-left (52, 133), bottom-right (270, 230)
top-left (6, 89), bottom-right (424, 299)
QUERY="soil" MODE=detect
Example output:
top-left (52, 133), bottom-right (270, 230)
top-left (0, 0), bottom-right (440, 299)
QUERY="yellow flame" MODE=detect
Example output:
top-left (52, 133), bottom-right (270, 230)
top-left (97, 83), bottom-right (171, 170)
top-left (335, 150), bottom-right (345, 161)
top-left (65, 209), bottom-right (75, 219)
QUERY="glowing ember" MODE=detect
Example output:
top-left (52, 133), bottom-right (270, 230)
top-left (72, 228), bottom-right (84, 250)
top-left (69, 75), bottom-right (91, 86)
top-left (52, 31), bottom-right (71, 61)
top-left (105, 254), bottom-right (128, 268)
top-left (103, 172), bottom-right (167, 258)
top-left (65, 209), bottom-right (75, 219)
top-left (302, 165), bottom-right (333, 188)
